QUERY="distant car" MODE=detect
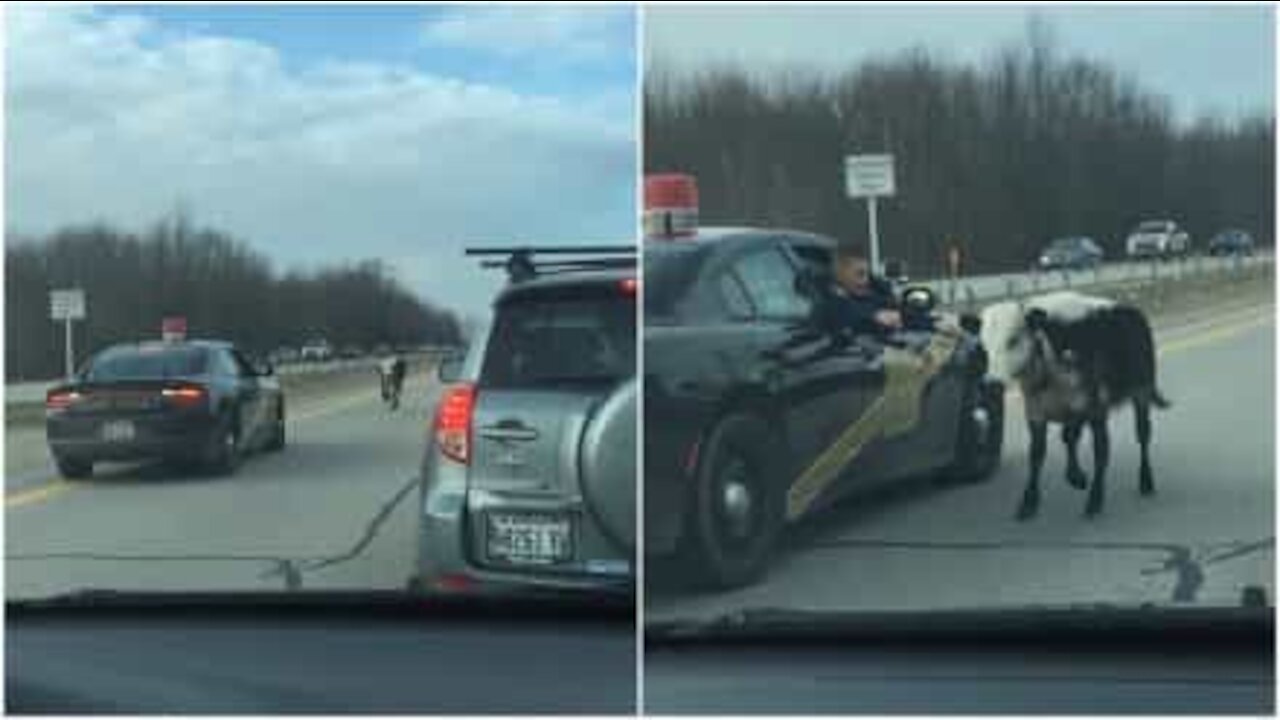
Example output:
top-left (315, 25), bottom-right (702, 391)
top-left (45, 340), bottom-right (285, 479)
top-left (1125, 220), bottom-right (1191, 259)
top-left (299, 339), bottom-right (332, 362)
top-left (415, 246), bottom-right (636, 597)
top-left (269, 346), bottom-right (300, 366)
top-left (1208, 228), bottom-right (1256, 257)
top-left (1038, 236), bottom-right (1104, 271)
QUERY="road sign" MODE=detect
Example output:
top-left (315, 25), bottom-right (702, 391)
top-left (162, 316), bottom-right (187, 342)
top-left (844, 154), bottom-right (896, 198)
top-left (49, 289), bottom-right (86, 381)
top-left (844, 154), bottom-right (896, 274)
top-left (49, 289), bottom-right (86, 320)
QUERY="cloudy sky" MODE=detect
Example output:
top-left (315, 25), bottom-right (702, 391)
top-left (646, 4), bottom-right (1274, 125)
top-left (5, 4), bottom-right (637, 317)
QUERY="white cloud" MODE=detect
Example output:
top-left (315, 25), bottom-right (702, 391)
top-left (5, 6), bottom-right (637, 316)
top-left (422, 5), bottom-right (632, 63)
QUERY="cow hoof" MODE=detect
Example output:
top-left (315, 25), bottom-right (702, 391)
top-left (1015, 500), bottom-right (1039, 521)
top-left (1065, 467), bottom-right (1088, 490)
top-left (1140, 485), bottom-right (1156, 497)
top-left (1084, 502), bottom-right (1103, 519)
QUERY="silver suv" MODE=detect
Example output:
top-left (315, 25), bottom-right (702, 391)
top-left (414, 247), bottom-right (636, 597)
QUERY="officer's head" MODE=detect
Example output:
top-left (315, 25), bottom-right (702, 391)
top-left (833, 244), bottom-right (871, 293)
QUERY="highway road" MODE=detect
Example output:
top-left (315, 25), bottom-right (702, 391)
top-left (7, 368), bottom-right (442, 599)
top-left (647, 296), bottom-right (1275, 623)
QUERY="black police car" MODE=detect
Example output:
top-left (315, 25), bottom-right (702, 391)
top-left (45, 340), bottom-right (285, 479)
top-left (644, 227), bottom-right (1004, 589)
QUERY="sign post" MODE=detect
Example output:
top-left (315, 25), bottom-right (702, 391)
top-left (49, 289), bottom-right (86, 381)
top-left (844, 154), bottom-right (896, 274)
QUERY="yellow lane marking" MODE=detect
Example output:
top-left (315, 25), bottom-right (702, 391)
top-left (6, 480), bottom-right (72, 508)
top-left (1157, 313), bottom-right (1272, 356)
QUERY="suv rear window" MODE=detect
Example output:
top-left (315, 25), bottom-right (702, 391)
top-left (85, 346), bottom-right (210, 381)
top-left (480, 292), bottom-right (635, 389)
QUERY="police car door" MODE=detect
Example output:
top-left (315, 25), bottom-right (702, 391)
top-left (773, 240), bottom-right (886, 520)
top-left (728, 243), bottom-right (871, 520)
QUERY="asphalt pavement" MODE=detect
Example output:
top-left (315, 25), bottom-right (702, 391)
top-left (6, 368), bottom-right (442, 599)
top-left (647, 298), bottom-right (1276, 622)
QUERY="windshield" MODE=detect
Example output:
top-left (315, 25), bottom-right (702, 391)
top-left (642, 4), bottom-right (1274, 635)
top-left (84, 347), bottom-right (210, 381)
top-left (5, 3), bottom-right (637, 610)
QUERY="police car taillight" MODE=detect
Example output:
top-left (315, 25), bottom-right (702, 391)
top-left (619, 277), bottom-right (638, 295)
top-left (644, 173), bottom-right (698, 240)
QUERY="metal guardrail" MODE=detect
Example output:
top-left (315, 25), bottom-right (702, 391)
top-left (922, 252), bottom-right (1271, 311)
top-left (4, 348), bottom-right (458, 406)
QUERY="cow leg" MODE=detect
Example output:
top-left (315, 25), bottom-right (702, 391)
top-left (1017, 420), bottom-right (1048, 521)
top-left (1084, 414), bottom-right (1110, 518)
top-left (1135, 398), bottom-right (1155, 497)
top-left (1062, 418), bottom-right (1087, 490)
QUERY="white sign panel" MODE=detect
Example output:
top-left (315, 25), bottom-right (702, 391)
top-left (845, 154), bottom-right (896, 198)
top-left (49, 289), bottom-right (86, 320)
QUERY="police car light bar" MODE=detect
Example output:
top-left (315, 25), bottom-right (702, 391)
top-left (644, 173), bottom-right (699, 240)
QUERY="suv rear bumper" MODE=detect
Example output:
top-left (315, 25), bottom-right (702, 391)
top-left (415, 453), bottom-right (634, 598)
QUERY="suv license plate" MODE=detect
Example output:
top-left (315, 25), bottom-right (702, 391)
top-left (100, 420), bottom-right (136, 443)
top-left (486, 513), bottom-right (573, 566)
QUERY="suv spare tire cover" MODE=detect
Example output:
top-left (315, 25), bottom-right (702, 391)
top-left (580, 378), bottom-right (636, 553)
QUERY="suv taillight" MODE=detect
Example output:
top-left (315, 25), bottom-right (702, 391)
top-left (434, 383), bottom-right (476, 464)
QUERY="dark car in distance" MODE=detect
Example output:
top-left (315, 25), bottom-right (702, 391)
top-left (45, 340), bottom-right (285, 479)
top-left (644, 228), bottom-right (1004, 590)
top-left (1037, 236), bottom-right (1104, 270)
top-left (1208, 229), bottom-right (1256, 256)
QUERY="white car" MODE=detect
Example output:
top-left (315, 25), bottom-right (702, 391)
top-left (299, 340), bottom-right (332, 362)
top-left (1125, 220), bottom-right (1191, 259)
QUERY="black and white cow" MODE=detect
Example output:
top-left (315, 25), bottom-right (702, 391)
top-left (981, 291), bottom-right (1170, 520)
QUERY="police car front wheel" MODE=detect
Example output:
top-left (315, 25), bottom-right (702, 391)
top-left (680, 412), bottom-right (785, 591)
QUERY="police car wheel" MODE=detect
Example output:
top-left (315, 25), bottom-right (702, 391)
top-left (942, 378), bottom-right (1004, 484)
top-left (680, 412), bottom-right (784, 591)
top-left (265, 401), bottom-right (286, 452)
top-left (205, 411), bottom-right (243, 476)
top-left (55, 455), bottom-right (92, 480)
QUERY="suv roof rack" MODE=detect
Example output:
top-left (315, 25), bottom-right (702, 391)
top-left (465, 245), bottom-right (636, 284)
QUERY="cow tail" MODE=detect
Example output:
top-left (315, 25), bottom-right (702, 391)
top-left (1125, 305), bottom-right (1172, 411)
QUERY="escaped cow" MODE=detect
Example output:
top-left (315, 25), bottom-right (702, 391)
top-left (981, 291), bottom-right (1170, 520)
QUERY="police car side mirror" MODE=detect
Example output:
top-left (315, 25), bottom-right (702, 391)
top-left (437, 354), bottom-right (463, 384)
top-left (257, 361), bottom-right (275, 377)
top-left (901, 285), bottom-right (936, 313)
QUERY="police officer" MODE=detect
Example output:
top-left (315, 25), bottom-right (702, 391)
top-left (824, 244), bottom-right (902, 336)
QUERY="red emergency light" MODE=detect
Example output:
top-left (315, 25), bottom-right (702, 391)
top-left (644, 173), bottom-right (698, 239)
top-left (162, 316), bottom-right (187, 343)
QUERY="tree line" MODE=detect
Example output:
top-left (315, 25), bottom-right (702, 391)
top-left (6, 216), bottom-right (462, 381)
top-left (644, 25), bottom-right (1274, 276)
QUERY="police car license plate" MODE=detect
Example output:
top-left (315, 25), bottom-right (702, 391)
top-left (100, 420), bottom-right (135, 443)
top-left (486, 513), bottom-right (573, 566)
